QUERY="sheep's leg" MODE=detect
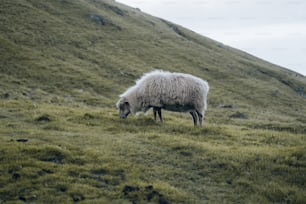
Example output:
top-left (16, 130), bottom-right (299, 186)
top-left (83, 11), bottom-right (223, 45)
top-left (196, 110), bottom-right (203, 126)
top-left (153, 108), bottom-right (157, 121)
top-left (190, 111), bottom-right (198, 126)
top-left (153, 107), bottom-right (163, 123)
top-left (157, 108), bottom-right (163, 123)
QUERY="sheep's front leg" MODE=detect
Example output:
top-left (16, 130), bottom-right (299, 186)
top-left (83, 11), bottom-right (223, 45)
top-left (153, 107), bottom-right (163, 123)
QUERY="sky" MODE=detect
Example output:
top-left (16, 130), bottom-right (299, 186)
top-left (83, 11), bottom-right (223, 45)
top-left (117, 0), bottom-right (306, 76)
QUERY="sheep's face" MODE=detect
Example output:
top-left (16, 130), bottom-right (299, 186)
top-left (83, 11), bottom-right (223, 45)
top-left (117, 98), bottom-right (131, 119)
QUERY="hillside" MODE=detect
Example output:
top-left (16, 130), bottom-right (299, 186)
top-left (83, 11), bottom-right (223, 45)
top-left (1, 0), bottom-right (306, 113)
top-left (0, 0), bottom-right (306, 203)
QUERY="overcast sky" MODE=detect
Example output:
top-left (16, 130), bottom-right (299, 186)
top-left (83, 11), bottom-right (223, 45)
top-left (117, 0), bottom-right (306, 76)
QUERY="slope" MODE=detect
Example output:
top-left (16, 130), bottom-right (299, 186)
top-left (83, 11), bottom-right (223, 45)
top-left (0, 0), bottom-right (306, 203)
top-left (1, 0), bottom-right (305, 115)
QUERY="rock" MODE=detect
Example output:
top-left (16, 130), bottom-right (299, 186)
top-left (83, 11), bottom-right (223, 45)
top-left (83, 113), bottom-right (94, 119)
top-left (2, 93), bottom-right (10, 99)
top-left (230, 112), bottom-right (248, 119)
top-left (106, 5), bottom-right (125, 16)
top-left (35, 114), bottom-right (51, 122)
top-left (297, 87), bottom-right (305, 96)
top-left (219, 104), bottom-right (235, 109)
top-left (123, 185), bottom-right (169, 204)
top-left (19, 196), bottom-right (26, 202)
top-left (12, 172), bottom-right (21, 180)
top-left (90, 14), bottom-right (105, 25)
top-left (122, 185), bottom-right (140, 196)
top-left (16, 139), bottom-right (28, 143)
top-left (147, 190), bottom-right (162, 201)
top-left (226, 178), bottom-right (233, 185)
top-left (0, 114), bottom-right (8, 119)
top-left (58, 186), bottom-right (67, 192)
top-left (145, 185), bottom-right (153, 191)
top-left (71, 194), bottom-right (84, 202)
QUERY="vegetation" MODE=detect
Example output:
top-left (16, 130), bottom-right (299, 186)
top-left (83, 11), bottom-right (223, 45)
top-left (0, 0), bottom-right (305, 203)
top-left (1, 100), bottom-right (306, 203)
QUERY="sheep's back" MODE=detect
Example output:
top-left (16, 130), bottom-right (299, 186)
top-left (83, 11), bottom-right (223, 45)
top-left (138, 73), bottom-right (205, 107)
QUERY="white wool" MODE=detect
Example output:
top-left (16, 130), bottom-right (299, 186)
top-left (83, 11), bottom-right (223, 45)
top-left (117, 70), bottom-right (209, 121)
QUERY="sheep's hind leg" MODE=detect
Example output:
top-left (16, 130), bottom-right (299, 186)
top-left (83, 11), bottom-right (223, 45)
top-left (196, 110), bottom-right (203, 126)
top-left (153, 108), bottom-right (157, 121)
top-left (190, 111), bottom-right (198, 126)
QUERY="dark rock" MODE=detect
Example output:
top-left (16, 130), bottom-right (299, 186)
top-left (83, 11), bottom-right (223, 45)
top-left (89, 13), bottom-right (121, 31)
top-left (83, 113), bottom-right (94, 119)
top-left (161, 19), bottom-right (187, 38)
top-left (39, 150), bottom-right (65, 164)
top-left (219, 104), bottom-right (235, 109)
top-left (0, 114), bottom-right (8, 119)
top-left (280, 79), bottom-right (293, 87)
top-left (19, 195), bottom-right (26, 202)
top-left (230, 112), bottom-right (248, 119)
top-left (122, 185), bottom-right (140, 196)
top-left (147, 190), bottom-right (162, 201)
top-left (58, 185), bottom-right (67, 192)
top-left (145, 185), bottom-right (168, 204)
top-left (272, 90), bottom-right (280, 97)
top-left (90, 14), bottom-right (105, 25)
top-left (2, 93), bottom-right (10, 99)
top-left (16, 139), bottom-right (28, 143)
top-left (123, 185), bottom-right (169, 204)
top-left (91, 169), bottom-right (107, 176)
top-left (180, 151), bottom-right (192, 157)
top-left (226, 178), bottom-right (233, 185)
top-left (201, 67), bottom-right (210, 72)
top-left (158, 197), bottom-right (170, 204)
top-left (71, 194), bottom-right (84, 202)
top-left (297, 87), bottom-right (305, 96)
top-left (218, 43), bottom-right (225, 48)
top-left (12, 172), bottom-right (21, 180)
top-left (38, 168), bottom-right (53, 176)
top-left (107, 5), bottom-right (125, 16)
top-left (145, 185), bottom-right (153, 191)
top-left (35, 114), bottom-right (51, 122)
top-left (113, 169), bottom-right (126, 181)
top-left (46, 155), bottom-right (63, 164)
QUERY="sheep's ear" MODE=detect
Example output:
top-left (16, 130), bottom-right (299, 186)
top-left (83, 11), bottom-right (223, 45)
top-left (116, 100), bottom-right (121, 108)
top-left (121, 97), bottom-right (128, 103)
top-left (117, 97), bottom-right (129, 108)
top-left (116, 97), bottom-right (125, 108)
top-left (120, 97), bottom-right (125, 102)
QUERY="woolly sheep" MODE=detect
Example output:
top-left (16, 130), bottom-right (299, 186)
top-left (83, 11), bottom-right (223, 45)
top-left (116, 70), bottom-right (209, 126)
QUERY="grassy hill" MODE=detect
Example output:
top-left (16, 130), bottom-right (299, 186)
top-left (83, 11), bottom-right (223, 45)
top-left (1, 0), bottom-right (306, 203)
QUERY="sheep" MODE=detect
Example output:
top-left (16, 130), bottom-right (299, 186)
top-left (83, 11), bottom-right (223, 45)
top-left (116, 70), bottom-right (209, 126)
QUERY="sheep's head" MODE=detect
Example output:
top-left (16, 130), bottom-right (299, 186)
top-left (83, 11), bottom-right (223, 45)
top-left (116, 97), bottom-right (131, 119)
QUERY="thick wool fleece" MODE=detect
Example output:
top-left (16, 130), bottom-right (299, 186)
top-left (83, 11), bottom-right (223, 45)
top-left (118, 70), bottom-right (209, 117)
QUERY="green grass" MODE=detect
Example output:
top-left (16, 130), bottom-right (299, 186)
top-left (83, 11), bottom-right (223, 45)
top-left (1, 99), bottom-right (305, 203)
top-left (1, 0), bottom-right (306, 203)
